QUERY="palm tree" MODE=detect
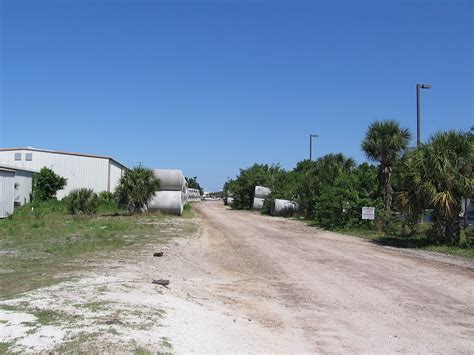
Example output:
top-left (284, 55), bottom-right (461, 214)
top-left (362, 120), bottom-right (411, 213)
top-left (422, 131), bottom-right (472, 244)
top-left (396, 130), bottom-right (472, 244)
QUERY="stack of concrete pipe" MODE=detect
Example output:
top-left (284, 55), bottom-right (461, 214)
top-left (270, 199), bottom-right (299, 216)
top-left (148, 169), bottom-right (187, 215)
top-left (187, 188), bottom-right (202, 202)
top-left (224, 192), bottom-right (234, 206)
top-left (253, 185), bottom-right (271, 210)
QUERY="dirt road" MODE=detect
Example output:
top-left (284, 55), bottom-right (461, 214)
top-left (1, 201), bottom-right (473, 353)
top-left (191, 201), bottom-right (474, 353)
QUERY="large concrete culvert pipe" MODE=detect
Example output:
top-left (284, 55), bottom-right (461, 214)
top-left (153, 169), bottom-right (186, 192)
top-left (252, 186), bottom-right (271, 210)
top-left (254, 186), bottom-right (271, 199)
top-left (252, 197), bottom-right (265, 210)
top-left (148, 169), bottom-right (186, 215)
top-left (270, 199), bottom-right (299, 216)
top-left (148, 191), bottom-right (184, 215)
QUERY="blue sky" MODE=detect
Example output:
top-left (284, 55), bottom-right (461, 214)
top-left (0, 0), bottom-right (472, 191)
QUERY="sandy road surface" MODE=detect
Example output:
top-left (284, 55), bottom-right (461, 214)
top-left (192, 201), bottom-right (474, 353)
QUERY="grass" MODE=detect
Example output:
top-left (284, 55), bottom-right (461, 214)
top-left (0, 342), bottom-right (13, 354)
top-left (302, 216), bottom-right (474, 259)
top-left (0, 200), bottom-right (196, 299)
top-left (332, 224), bottom-right (474, 259)
top-left (182, 202), bottom-right (195, 219)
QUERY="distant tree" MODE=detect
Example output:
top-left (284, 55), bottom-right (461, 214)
top-left (32, 167), bottom-right (67, 201)
top-left (229, 163), bottom-right (285, 210)
top-left (115, 166), bottom-right (161, 213)
top-left (186, 176), bottom-right (203, 195)
top-left (362, 120), bottom-right (411, 213)
top-left (295, 154), bottom-right (356, 218)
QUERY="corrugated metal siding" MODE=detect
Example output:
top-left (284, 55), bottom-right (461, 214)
top-left (0, 150), bottom-right (110, 199)
top-left (109, 160), bottom-right (123, 193)
top-left (0, 171), bottom-right (15, 218)
top-left (14, 171), bottom-right (33, 206)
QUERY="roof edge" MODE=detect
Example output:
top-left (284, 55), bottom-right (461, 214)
top-left (0, 147), bottom-right (128, 169)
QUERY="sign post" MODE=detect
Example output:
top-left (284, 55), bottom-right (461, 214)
top-left (362, 207), bottom-right (375, 220)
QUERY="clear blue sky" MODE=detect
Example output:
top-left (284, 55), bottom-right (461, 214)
top-left (0, 0), bottom-right (472, 191)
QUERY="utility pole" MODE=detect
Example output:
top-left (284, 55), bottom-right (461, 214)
top-left (416, 83), bottom-right (431, 146)
top-left (309, 134), bottom-right (318, 160)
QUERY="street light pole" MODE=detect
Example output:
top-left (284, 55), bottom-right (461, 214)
top-left (309, 134), bottom-right (318, 161)
top-left (416, 83), bottom-right (431, 146)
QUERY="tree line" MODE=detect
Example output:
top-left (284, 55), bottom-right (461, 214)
top-left (224, 121), bottom-right (473, 247)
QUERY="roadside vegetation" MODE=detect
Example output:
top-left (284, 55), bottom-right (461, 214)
top-left (224, 122), bottom-right (473, 257)
top-left (0, 166), bottom-right (195, 300)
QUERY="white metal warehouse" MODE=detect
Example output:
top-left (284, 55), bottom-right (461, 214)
top-left (0, 168), bottom-right (15, 218)
top-left (0, 148), bottom-right (128, 199)
top-left (0, 165), bottom-right (35, 217)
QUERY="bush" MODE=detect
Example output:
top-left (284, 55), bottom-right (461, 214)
top-left (115, 166), bottom-right (161, 213)
top-left (32, 167), bottom-right (67, 201)
top-left (98, 191), bottom-right (116, 204)
top-left (460, 229), bottom-right (474, 248)
top-left (227, 164), bottom-right (287, 210)
top-left (65, 188), bottom-right (99, 215)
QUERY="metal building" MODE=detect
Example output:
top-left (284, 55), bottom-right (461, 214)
top-left (0, 168), bottom-right (15, 218)
top-left (0, 165), bottom-right (36, 207)
top-left (0, 148), bottom-right (128, 199)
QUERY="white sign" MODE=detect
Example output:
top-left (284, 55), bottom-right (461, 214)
top-left (362, 207), bottom-right (375, 220)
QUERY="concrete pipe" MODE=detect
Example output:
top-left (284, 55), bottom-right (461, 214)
top-left (271, 199), bottom-right (299, 216)
top-left (148, 191), bottom-right (184, 215)
top-left (226, 197), bottom-right (234, 206)
top-left (254, 186), bottom-right (272, 199)
top-left (253, 197), bottom-right (265, 210)
top-left (153, 169), bottom-right (185, 191)
top-left (187, 188), bottom-right (201, 202)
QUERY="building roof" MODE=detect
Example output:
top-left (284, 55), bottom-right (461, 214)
top-left (0, 147), bottom-right (128, 169)
top-left (0, 165), bottom-right (38, 173)
top-left (0, 167), bottom-right (16, 174)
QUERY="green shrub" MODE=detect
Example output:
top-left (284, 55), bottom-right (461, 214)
top-left (32, 167), bottom-right (67, 201)
top-left (460, 229), bottom-right (474, 249)
top-left (65, 189), bottom-right (99, 215)
top-left (115, 166), bottom-right (161, 213)
top-left (98, 191), bottom-right (115, 204)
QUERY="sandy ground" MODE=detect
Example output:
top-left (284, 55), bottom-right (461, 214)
top-left (1, 201), bottom-right (473, 353)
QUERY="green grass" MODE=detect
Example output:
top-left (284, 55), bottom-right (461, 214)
top-left (0, 200), bottom-right (196, 299)
top-left (0, 342), bottom-right (13, 354)
top-left (182, 202), bottom-right (195, 219)
top-left (332, 225), bottom-right (474, 259)
top-left (302, 217), bottom-right (473, 259)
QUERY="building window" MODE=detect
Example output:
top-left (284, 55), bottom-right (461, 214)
top-left (25, 153), bottom-right (33, 161)
top-left (14, 153), bottom-right (21, 161)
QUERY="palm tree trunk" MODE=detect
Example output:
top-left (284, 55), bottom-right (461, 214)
top-left (445, 204), bottom-right (461, 245)
top-left (383, 166), bottom-right (393, 213)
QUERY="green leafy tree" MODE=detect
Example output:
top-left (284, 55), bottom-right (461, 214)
top-left (32, 167), bottom-right (67, 201)
top-left (115, 166), bottom-right (161, 213)
top-left (296, 154), bottom-right (356, 218)
top-left (362, 120), bottom-right (411, 213)
top-left (228, 163), bottom-right (285, 210)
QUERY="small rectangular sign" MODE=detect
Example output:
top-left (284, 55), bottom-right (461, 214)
top-left (362, 207), bottom-right (375, 220)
